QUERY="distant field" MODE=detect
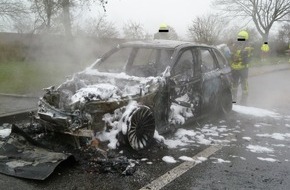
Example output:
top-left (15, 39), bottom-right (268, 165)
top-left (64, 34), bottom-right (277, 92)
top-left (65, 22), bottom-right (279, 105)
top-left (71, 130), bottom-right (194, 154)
top-left (0, 61), bottom-right (87, 95)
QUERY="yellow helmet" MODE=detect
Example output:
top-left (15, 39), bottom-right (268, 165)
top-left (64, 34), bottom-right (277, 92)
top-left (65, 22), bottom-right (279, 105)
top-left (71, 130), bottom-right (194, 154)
top-left (159, 23), bottom-right (168, 31)
top-left (237, 30), bottom-right (249, 41)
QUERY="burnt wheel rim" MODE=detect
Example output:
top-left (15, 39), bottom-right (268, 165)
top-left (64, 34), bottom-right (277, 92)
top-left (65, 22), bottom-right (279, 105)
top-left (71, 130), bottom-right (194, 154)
top-left (127, 106), bottom-right (155, 150)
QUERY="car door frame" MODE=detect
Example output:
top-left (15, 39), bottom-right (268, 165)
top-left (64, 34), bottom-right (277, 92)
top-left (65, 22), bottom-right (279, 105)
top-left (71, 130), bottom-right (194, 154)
top-left (198, 47), bottom-right (223, 114)
top-left (211, 47), bottom-right (233, 92)
top-left (169, 46), bottom-right (203, 119)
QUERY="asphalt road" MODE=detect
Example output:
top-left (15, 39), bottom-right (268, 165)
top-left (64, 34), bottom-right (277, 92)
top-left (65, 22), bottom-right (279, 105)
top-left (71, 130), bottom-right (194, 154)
top-left (1, 69), bottom-right (290, 190)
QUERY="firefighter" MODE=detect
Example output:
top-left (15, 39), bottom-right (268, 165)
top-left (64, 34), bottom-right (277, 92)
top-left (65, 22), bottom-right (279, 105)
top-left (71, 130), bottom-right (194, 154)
top-left (231, 30), bottom-right (253, 105)
top-left (260, 42), bottom-right (270, 63)
top-left (154, 23), bottom-right (170, 40)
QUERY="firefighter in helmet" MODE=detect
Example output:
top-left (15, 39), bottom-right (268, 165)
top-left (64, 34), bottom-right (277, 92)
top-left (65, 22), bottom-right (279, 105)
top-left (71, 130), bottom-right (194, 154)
top-left (231, 30), bottom-right (253, 105)
top-left (260, 42), bottom-right (270, 62)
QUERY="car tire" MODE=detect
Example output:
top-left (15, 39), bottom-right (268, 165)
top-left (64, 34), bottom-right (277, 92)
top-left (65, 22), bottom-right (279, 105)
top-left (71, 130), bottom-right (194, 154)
top-left (218, 89), bottom-right (232, 115)
top-left (127, 106), bottom-right (155, 150)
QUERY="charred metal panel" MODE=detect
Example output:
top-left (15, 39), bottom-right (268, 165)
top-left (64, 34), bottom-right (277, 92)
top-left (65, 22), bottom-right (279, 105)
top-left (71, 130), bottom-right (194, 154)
top-left (0, 124), bottom-right (73, 180)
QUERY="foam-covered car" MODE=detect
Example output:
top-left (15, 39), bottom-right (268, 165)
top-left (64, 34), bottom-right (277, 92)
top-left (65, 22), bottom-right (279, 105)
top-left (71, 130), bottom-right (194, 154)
top-left (36, 40), bottom-right (232, 150)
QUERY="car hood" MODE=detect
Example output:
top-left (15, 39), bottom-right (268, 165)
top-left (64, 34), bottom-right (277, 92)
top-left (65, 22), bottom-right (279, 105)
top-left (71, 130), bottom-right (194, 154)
top-left (41, 67), bottom-right (167, 111)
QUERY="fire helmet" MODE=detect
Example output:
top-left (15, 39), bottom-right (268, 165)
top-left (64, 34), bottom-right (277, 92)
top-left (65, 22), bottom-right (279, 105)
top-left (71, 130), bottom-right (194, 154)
top-left (237, 30), bottom-right (249, 41)
top-left (159, 23), bottom-right (168, 31)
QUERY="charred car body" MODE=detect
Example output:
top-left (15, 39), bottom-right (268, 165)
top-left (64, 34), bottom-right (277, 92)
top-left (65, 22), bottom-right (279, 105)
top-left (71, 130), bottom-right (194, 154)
top-left (36, 40), bottom-right (233, 150)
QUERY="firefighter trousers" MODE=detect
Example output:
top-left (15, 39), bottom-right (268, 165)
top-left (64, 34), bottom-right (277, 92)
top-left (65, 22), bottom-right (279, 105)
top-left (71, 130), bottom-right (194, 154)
top-left (232, 68), bottom-right (248, 104)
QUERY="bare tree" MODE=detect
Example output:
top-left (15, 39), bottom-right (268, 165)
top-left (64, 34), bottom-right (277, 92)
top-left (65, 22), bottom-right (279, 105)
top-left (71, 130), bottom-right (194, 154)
top-left (0, 0), bottom-right (28, 24)
top-left (144, 32), bottom-right (153, 40)
top-left (123, 21), bottom-right (146, 40)
top-left (29, 0), bottom-right (109, 36)
top-left (187, 14), bottom-right (224, 45)
top-left (220, 25), bottom-right (260, 44)
top-left (277, 23), bottom-right (290, 43)
top-left (13, 16), bottom-right (36, 33)
top-left (61, 0), bottom-right (72, 38)
top-left (167, 25), bottom-right (179, 40)
top-left (77, 0), bottom-right (108, 12)
top-left (29, 0), bottom-right (73, 36)
top-left (29, 0), bottom-right (61, 32)
top-left (213, 0), bottom-right (290, 42)
top-left (277, 14), bottom-right (290, 44)
top-left (81, 13), bottom-right (119, 38)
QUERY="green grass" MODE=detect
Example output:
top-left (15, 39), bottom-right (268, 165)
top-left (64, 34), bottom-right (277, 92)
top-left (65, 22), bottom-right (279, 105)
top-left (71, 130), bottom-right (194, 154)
top-left (0, 61), bottom-right (86, 95)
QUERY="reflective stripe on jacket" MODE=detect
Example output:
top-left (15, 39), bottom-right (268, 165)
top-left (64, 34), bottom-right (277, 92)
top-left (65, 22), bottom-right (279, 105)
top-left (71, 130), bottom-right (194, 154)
top-left (231, 62), bottom-right (247, 70)
top-left (231, 46), bottom-right (252, 70)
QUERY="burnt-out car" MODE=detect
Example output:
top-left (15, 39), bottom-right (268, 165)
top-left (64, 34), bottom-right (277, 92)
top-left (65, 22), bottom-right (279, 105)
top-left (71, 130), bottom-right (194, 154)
top-left (36, 40), bottom-right (232, 150)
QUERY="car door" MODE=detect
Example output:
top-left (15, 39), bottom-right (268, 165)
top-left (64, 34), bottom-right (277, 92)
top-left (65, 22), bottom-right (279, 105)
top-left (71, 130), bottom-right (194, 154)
top-left (199, 47), bottom-right (222, 113)
top-left (169, 48), bottom-right (202, 122)
top-left (212, 48), bottom-right (233, 90)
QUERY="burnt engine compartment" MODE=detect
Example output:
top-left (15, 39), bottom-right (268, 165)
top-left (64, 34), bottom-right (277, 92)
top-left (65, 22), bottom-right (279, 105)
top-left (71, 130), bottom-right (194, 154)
top-left (36, 70), bottom-right (163, 149)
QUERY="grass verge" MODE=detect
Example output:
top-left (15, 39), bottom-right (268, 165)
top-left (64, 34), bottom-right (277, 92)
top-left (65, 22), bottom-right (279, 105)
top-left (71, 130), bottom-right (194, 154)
top-left (0, 61), bottom-right (86, 95)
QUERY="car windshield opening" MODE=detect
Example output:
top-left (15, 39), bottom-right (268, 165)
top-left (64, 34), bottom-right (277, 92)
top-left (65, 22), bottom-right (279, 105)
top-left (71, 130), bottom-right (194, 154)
top-left (96, 47), bottom-right (173, 77)
top-left (96, 47), bottom-right (132, 73)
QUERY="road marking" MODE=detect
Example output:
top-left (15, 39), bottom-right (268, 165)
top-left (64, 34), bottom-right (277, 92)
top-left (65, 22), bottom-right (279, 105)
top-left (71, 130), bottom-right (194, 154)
top-left (139, 136), bottom-right (232, 190)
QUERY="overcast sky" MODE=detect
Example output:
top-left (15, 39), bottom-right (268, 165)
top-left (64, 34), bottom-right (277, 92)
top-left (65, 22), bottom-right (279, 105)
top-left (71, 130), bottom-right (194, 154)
top-left (93, 0), bottom-right (215, 38)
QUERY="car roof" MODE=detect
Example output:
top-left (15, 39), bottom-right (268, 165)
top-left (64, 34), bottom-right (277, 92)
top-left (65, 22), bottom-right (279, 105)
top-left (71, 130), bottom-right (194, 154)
top-left (120, 40), bottom-right (211, 49)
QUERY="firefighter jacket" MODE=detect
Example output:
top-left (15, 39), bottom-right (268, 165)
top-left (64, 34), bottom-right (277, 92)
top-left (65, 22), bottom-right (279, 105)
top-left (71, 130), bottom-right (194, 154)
top-left (231, 43), bottom-right (253, 70)
top-left (261, 44), bottom-right (270, 52)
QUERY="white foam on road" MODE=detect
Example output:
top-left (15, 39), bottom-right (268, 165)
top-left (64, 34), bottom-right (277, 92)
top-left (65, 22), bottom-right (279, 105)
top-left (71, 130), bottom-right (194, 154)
top-left (272, 144), bottom-right (286, 147)
top-left (242, 137), bottom-right (251, 141)
top-left (257, 157), bottom-right (279, 162)
top-left (162, 156), bottom-right (177, 163)
top-left (163, 125), bottom-right (232, 149)
top-left (233, 105), bottom-right (280, 118)
top-left (212, 158), bottom-right (231, 164)
top-left (164, 139), bottom-right (189, 149)
top-left (256, 133), bottom-right (290, 141)
top-left (178, 156), bottom-right (194, 162)
top-left (246, 145), bottom-right (274, 153)
top-left (230, 155), bottom-right (247, 160)
top-left (195, 156), bottom-right (208, 163)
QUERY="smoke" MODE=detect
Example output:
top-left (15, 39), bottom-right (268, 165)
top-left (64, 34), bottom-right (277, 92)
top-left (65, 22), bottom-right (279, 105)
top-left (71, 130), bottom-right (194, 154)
top-left (247, 68), bottom-right (290, 112)
top-left (0, 33), bottom-right (126, 95)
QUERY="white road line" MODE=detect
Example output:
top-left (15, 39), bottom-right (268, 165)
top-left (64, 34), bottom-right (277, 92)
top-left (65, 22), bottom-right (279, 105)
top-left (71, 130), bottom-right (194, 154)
top-left (139, 136), bottom-right (232, 190)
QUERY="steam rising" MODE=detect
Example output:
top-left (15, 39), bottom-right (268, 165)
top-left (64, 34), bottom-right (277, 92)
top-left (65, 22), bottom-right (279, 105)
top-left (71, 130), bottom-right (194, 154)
top-left (0, 34), bottom-right (127, 95)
